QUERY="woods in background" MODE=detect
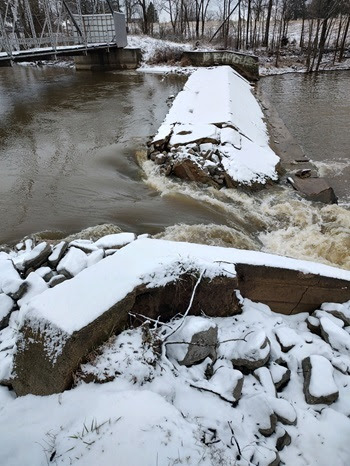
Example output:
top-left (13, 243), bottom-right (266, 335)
top-left (1, 0), bottom-right (349, 70)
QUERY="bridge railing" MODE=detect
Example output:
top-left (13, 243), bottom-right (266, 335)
top-left (0, 11), bottom-right (127, 58)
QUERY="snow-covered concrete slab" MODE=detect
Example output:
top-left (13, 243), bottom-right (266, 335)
top-left (12, 238), bottom-right (350, 396)
top-left (150, 66), bottom-right (280, 187)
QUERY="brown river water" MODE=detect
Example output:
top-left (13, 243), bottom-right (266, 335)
top-left (0, 65), bottom-right (349, 268)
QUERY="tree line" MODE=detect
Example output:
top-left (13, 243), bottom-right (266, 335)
top-left (1, 0), bottom-right (349, 69)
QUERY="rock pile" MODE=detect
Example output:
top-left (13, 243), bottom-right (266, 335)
top-left (148, 66), bottom-right (280, 190)
top-left (0, 231), bottom-right (137, 384)
top-left (75, 297), bottom-right (350, 465)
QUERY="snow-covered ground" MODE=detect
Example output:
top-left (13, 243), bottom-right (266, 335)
top-left (1, 234), bottom-right (350, 464)
top-left (1, 295), bottom-right (350, 465)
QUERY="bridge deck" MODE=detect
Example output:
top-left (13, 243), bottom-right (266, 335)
top-left (0, 42), bottom-right (121, 64)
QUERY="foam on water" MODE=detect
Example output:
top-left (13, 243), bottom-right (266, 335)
top-left (139, 152), bottom-right (350, 269)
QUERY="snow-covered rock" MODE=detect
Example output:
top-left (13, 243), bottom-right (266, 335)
top-left (0, 259), bottom-right (26, 299)
top-left (302, 355), bottom-right (339, 405)
top-left (165, 316), bottom-right (217, 366)
top-left (0, 294), bottom-right (14, 329)
top-left (57, 247), bottom-right (88, 278)
top-left (94, 232), bottom-right (136, 250)
top-left (275, 327), bottom-right (302, 352)
top-left (320, 316), bottom-right (350, 353)
top-left (269, 362), bottom-right (291, 390)
top-left (17, 272), bottom-right (48, 307)
top-left (48, 241), bottom-right (68, 268)
top-left (231, 330), bottom-right (271, 370)
top-left (254, 367), bottom-right (277, 396)
top-left (320, 301), bottom-right (350, 326)
top-left (13, 242), bottom-right (51, 272)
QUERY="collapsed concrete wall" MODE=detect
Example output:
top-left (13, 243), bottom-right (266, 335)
top-left (11, 238), bottom-right (350, 396)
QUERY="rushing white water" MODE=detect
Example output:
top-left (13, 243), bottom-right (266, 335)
top-left (140, 153), bottom-right (350, 269)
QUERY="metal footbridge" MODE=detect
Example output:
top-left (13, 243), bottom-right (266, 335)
top-left (0, 0), bottom-right (127, 66)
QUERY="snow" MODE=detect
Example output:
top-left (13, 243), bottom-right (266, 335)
top-left (2, 292), bottom-right (350, 465)
top-left (0, 294), bottom-right (13, 321)
top-left (0, 386), bottom-right (212, 466)
top-left (308, 355), bottom-right (338, 399)
top-left (320, 317), bottom-right (350, 353)
top-left (170, 123), bottom-right (219, 146)
top-left (19, 238), bottom-right (350, 336)
top-left (0, 259), bottom-right (23, 296)
top-left (275, 326), bottom-right (302, 350)
top-left (152, 66), bottom-right (280, 186)
top-left (17, 272), bottom-right (48, 307)
top-left (254, 367), bottom-right (276, 395)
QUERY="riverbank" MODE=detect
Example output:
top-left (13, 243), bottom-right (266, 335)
top-left (1, 231), bottom-right (350, 465)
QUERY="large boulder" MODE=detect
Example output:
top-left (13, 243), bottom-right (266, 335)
top-left (288, 176), bottom-right (337, 204)
top-left (172, 158), bottom-right (217, 186)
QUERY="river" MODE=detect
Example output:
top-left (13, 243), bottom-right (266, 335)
top-left (0, 65), bottom-right (349, 269)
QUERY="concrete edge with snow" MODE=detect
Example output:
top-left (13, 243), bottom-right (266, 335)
top-left (146, 66), bottom-right (280, 189)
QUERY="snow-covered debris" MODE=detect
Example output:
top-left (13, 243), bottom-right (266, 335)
top-left (319, 316), bottom-right (350, 353)
top-left (165, 316), bottom-right (217, 366)
top-left (94, 232), bottom-right (136, 250)
top-left (17, 272), bottom-right (48, 307)
top-left (57, 247), bottom-right (88, 278)
top-left (35, 266), bottom-right (54, 283)
top-left (254, 367), bottom-right (277, 396)
top-left (314, 309), bottom-right (344, 327)
top-left (268, 397), bottom-right (297, 426)
top-left (269, 362), bottom-right (291, 390)
top-left (191, 361), bottom-right (244, 403)
top-left (3, 291), bottom-right (350, 465)
top-left (0, 294), bottom-right (14, 329)
top-left (48, 274), bottom-right (67, 288)
top-left (149, 66), bottom-right (280, 188)
top-left (13, 242), bottom-right (51, 272)
top-left (10, 237), bottom-right (350, 397)
top-left (320, 301), bottom-right (350, 326)
top-left (86, 249), bottom-right (104, 267)
top-left (302, 355), bottom-right (339, 405)
top-left (48, 241), bottom-right (68, 268)
top-left (275, 326), bottom-right (302, 352)
top-left (0, 259), bottom-right (26, 299)
top-left (229, 330), bottom-right (271, 370)
top-left (69, 239), bottom-right (98, 253)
